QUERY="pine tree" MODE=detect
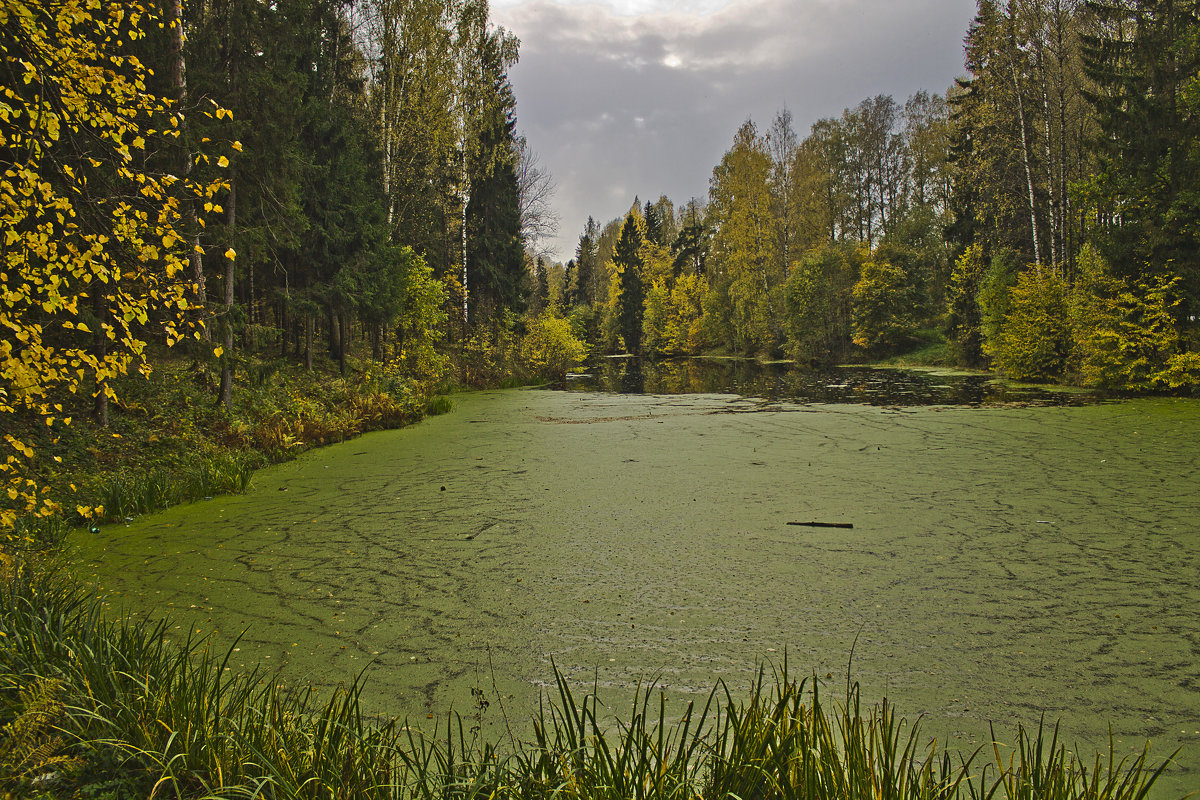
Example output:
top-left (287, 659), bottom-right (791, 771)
top-left (671, 203), bottom-right (710, 278)
top-left (563, 260), bottom-right (576, 306)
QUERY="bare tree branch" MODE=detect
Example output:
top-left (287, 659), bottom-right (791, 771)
top-left (515, 135), bottom-right (559, 258)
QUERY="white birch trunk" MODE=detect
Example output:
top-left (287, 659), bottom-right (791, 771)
top-left (1008, 4), bottom-right (1042, 267)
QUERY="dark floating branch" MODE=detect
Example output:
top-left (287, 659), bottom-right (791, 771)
top-left (788, 521), bottom-right (854, 529)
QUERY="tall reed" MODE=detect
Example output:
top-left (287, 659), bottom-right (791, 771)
top-left (0, 566), bottom-right (1181, 799)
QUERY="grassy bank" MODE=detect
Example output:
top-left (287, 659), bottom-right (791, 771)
top-left (0, 566), bottom-right (1178, 799)
top-left (868, 329), bottom-right (959, 369)
top-left (2, 348), bottom-right (451, 556)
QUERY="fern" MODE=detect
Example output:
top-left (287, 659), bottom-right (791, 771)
top-left (0, 676), bottom-right (80, 791)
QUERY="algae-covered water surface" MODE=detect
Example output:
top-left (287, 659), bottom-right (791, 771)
top-left (73, 380), bottom-right (1200, 792)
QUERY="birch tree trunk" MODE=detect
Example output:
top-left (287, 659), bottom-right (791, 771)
top-left (169, 0), bottom-right (206, 308)
top-left (218, 174), bottom-right (236, 410)
top-left (1008, 2), bottom-right (1042, 266)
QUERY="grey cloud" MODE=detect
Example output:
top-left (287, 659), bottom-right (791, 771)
top-left (495, 0), bottom-right (976, 261)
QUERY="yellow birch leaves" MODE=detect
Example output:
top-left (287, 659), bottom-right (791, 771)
top-left (1, 0), bottom-right (230, 528)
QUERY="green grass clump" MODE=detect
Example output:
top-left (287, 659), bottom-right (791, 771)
top-left (0, 566), bottom-right (1180, 799)
top-left (84, 451), bottom-right (263, 523)
top-left (425, 395), bottom-right (454, 417)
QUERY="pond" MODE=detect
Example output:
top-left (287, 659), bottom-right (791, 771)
top-left (565, 356), bottom-right (1102, 406)
top-left (72, 364), bottom-right (1199, 794)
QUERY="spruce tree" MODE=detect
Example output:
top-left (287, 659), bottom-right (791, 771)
top-left (613, 212), bottom-right (646, 354)
top-left (1083, 0), bottom-right (1200, 308)
top-left (644, 200), bottom-right (663, 245)
top-left (575, 217), bottom-right (600, 306)
top-left (672, 205), bottom-right (709, 278)
top-left (563, 260), bottom-right (576, 306)
top-left (465, 46), bottom-right (526, 321)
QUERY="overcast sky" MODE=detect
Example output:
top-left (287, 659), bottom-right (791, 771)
top-left (490, 0), bottom-right (977, 263)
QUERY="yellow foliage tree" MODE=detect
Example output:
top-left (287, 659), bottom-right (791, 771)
top-left (1, 0), bottom-right (229, 528)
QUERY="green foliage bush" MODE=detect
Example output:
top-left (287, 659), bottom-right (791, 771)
top-left (977, 249), bottom-right (1020, 354)
top-left (986, 267), bottom-right (1073, 381)
top-left (851, 259), bottom-right (916, 356)
top-left (566, 303), bottom-right (601, 347)
top-left (642, 275), bottom-right (709, 357)
top-left (1072, 247), bottom-right (1200, 390)
top-left (668, 273), bottom-right (710, 355)
top-left (641, 280), bottom-right (672, 356)
top-left (392, 254), bottom-right (450, 384)
top-left (785, 243), bottom-right (863, 362)
top-left (877, 205), bottom-right (954, 323)
top-left (520, 312), bottom-right (589, 381)
top-left (698, 280), bottom-right (732, 352)
top-left (946, 245), bottom-right (987, 366)
top-left (459, 315), bottom-right (522, 388)
top-left (950, 245), bottom-right (1200, 389)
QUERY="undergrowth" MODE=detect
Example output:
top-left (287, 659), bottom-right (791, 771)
top-left (2, 351), bottom-right (441, 549)
top-left (872, 329), bottom-right (957, 368)
top-left (0, 565), bottom-right (1180, 800)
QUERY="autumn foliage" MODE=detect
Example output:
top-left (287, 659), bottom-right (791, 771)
top-left (1, 0), bottom-right (229, 527)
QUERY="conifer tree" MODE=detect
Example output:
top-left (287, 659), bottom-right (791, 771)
top-left (613, 212), bottom-right (646, 354)
top-left (563, 260), bottom-right (576, 306)
top-left (672, 202), bottom-right (710, 278)
top-left (465, 37), bottom-right (525, 321)
top-left (644, 200), bottom-right (663, 245)
top-left (574, 217), bottom-right (600, 306)
top-left (1083, 0), bottom-right (1200, 307)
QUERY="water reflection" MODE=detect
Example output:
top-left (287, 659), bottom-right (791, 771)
top-left (565, 357), bottom-right (1101, 407)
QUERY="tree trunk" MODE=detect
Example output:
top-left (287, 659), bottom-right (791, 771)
top-left (218, 175), bottom-right (236, 410)
top-left (304, 313), bottom-right (313, 370)
top-left (279, 297), bottom-right (289, 358)
top-left (461, 188), bottom-right (469, 327)
top-left (169, 0), bottom-right (206, 310)
top-left (338, 312), bottom-right (348, 375)
top-left (246, 255), bottom-right (255, 332)
top-left (1008, 3), bottom-right (1042, 266)
top-left (328, 307), bottom-right (341, 360)
top-left (1035, 23), bottom-right (1059, 270)
top-left (92, 291), bottom-right (108, 427)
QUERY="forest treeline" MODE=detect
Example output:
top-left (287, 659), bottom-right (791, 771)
top-left (5, 0), bottom-right (1200, 527)
top-left (551, 0), bottom-right (1200, 391)
top-left (2, 0), bottom-right (557, 525)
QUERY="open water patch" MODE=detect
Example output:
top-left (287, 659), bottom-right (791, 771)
top-left (565, 357), bottom-right (1103, 406)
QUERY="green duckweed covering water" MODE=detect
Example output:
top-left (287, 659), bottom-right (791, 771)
top-left (72, 388), bottom-right (1200, 795)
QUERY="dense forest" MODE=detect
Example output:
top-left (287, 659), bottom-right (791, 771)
top-left (556, 0), bottom-right (1200, 391)
top-left (1, 0), bottom-right (558, 526)
top-left (4, 0), bottom-right (1200, 528)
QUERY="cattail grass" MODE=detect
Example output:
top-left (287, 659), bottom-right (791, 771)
top-left (0, 566), bottom-right (1181, 799)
